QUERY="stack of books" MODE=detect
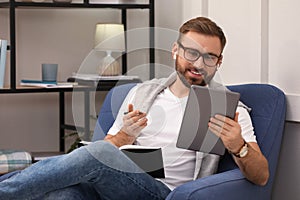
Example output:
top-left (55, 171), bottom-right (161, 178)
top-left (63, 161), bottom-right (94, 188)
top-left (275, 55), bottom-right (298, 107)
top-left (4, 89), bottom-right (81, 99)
top-left (0, 39), bottom-right (8, 88)
top-left (20, 79), bottom-right (78, 88)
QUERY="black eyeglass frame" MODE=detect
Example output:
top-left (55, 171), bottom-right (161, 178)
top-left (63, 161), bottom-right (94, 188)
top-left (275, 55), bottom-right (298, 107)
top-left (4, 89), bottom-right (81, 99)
top-left (177, 41), bottom-right (222, 68)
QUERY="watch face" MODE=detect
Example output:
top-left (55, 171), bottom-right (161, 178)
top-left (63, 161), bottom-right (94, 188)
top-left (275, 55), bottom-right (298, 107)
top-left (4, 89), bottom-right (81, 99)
top-left (239, 146), bottom-right (248, 158)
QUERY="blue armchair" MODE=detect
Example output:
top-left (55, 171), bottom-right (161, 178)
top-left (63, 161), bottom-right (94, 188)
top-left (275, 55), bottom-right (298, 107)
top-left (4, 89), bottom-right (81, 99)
top-left (93, 83), bottom-right (286, 200)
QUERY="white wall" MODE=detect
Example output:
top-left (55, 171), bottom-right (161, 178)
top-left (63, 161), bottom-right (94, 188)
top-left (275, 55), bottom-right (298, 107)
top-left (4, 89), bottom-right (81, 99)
top-left (183, 0), bottom-right (262, 85)
top-left (269, 0), bottom-right (300, 121)
top-left (209, 0), bottom-right (262, 85)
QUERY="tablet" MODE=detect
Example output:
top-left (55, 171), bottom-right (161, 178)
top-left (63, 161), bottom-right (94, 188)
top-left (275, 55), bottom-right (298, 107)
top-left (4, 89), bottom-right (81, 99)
top-left (176, 85), bottom-right (240, 155)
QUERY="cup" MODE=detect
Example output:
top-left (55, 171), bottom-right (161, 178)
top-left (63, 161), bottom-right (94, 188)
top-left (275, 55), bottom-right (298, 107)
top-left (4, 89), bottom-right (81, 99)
top-left (42, 63), bottom-right (58, 82)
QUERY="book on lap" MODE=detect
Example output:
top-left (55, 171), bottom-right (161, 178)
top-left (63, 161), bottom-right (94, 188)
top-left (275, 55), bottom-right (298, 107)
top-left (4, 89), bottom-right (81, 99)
top-left (79, 141), bottom-right (165, 178)
top-left (119, 145), bottom-right (165, 178)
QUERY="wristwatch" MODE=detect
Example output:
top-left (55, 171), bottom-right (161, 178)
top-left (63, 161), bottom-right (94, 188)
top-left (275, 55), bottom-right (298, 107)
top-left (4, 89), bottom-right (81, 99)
top-left (233, 140), bottom-right (248, 158)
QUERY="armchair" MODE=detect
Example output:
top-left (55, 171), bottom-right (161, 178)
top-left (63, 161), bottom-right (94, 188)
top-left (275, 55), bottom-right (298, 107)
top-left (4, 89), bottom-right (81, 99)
top-left (93, 83), bottom-right (286, 200)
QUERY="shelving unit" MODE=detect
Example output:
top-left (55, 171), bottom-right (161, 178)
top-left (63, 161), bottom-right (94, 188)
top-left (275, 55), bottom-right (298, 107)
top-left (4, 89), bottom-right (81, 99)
top-left (0, 0), bottom-right (155, 90)
top-left (0, 0), bottom-right (155, 152)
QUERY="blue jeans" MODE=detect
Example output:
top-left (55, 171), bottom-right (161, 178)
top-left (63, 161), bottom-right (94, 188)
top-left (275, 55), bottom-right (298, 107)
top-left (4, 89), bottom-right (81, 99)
top-left (0, 141), bottom-right (171, 200)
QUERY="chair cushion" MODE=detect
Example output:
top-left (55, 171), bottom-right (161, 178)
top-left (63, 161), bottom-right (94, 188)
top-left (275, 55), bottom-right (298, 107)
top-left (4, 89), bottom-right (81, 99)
top-left (0, 150), bottom-right (32, 175)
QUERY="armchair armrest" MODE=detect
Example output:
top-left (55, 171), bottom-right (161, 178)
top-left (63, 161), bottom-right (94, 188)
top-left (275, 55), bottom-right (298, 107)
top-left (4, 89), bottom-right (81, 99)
top-left (166, 169), bottom-right (268, 200)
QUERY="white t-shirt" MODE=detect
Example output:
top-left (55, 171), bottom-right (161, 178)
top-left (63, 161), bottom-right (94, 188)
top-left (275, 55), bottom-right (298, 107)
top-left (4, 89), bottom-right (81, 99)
top-left (107, 86), bottom-right (256, 190)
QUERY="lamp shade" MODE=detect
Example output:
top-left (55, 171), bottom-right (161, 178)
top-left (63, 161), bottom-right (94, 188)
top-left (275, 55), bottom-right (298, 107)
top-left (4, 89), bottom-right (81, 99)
top-left (94, 23), bottom-right (125, 52)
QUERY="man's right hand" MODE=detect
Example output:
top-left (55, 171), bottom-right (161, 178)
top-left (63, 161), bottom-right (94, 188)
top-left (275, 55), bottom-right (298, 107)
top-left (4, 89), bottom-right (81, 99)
top-left (121, 104), bottom-right (147, 138)
top-left (104, 104), bottom-right (147, 147)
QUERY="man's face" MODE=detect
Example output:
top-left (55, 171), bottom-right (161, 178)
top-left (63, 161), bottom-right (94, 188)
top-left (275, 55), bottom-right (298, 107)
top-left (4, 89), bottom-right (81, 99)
top-left (174, 31), bottom-right (223, 86)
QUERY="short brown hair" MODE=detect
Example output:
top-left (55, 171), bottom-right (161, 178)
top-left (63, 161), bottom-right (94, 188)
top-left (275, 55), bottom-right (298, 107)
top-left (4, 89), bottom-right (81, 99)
top-left (179, 17), bottom-right (226, 52)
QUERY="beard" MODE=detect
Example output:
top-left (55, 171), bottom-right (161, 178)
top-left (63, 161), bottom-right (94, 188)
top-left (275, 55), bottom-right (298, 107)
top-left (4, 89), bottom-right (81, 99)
top-left (175, 59), bottom-right (215, 87)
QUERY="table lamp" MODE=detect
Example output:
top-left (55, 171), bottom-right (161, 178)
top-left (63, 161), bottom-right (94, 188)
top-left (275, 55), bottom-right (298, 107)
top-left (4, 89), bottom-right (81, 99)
top-left (94, 23), bottom-right (125, 76)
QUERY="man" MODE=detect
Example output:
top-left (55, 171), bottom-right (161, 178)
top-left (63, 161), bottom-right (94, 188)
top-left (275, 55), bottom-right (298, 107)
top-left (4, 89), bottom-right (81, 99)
top-left (0, 17), bottom-right (269, 200)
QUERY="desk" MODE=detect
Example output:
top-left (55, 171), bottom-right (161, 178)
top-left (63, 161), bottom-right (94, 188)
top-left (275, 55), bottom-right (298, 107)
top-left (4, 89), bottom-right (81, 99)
top-left (0, 79), bottom-right (141, 152)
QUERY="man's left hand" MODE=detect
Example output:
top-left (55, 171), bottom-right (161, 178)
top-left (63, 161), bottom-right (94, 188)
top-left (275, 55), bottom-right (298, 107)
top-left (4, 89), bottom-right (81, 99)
top-left (208, 112), bottom-right (244, 154)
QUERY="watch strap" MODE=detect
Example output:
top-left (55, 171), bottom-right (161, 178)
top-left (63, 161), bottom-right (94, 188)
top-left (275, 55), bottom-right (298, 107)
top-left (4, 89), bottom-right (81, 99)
top-left (232, 140), bottom-right (248, 158)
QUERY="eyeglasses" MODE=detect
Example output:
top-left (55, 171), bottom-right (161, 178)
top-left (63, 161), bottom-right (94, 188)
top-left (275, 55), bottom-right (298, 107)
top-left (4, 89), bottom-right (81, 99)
top-left (177, 41), bottom-right (221, 67)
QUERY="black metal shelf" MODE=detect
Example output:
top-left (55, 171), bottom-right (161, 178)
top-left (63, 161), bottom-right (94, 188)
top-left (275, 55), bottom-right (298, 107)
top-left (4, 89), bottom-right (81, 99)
top-left (0, 0), bottom-right (154, 152)
top-left (0, 87), bottom-right (78, 94)
top-left (0, 1), bottom-right (151, 9)
top-left (1, 0), bottom-right (155, 89)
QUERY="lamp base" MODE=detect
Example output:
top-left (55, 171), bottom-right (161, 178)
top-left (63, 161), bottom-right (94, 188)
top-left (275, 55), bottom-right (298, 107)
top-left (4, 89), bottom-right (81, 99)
top-left (99, 53), bottom-right (121, 76)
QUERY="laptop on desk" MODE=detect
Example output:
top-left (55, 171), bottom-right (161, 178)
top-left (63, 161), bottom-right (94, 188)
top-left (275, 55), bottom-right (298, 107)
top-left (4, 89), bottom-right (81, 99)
top-left (176, 85), bottom-right (240, 155)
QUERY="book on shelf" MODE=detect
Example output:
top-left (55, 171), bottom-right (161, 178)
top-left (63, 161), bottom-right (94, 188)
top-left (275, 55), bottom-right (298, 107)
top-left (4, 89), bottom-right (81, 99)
top-left (20, 79), bottom-right (78, 88)
top-left (0, 39), bottom-right (8, 88)
top-left (80, 141), bottom-right (165, 178)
